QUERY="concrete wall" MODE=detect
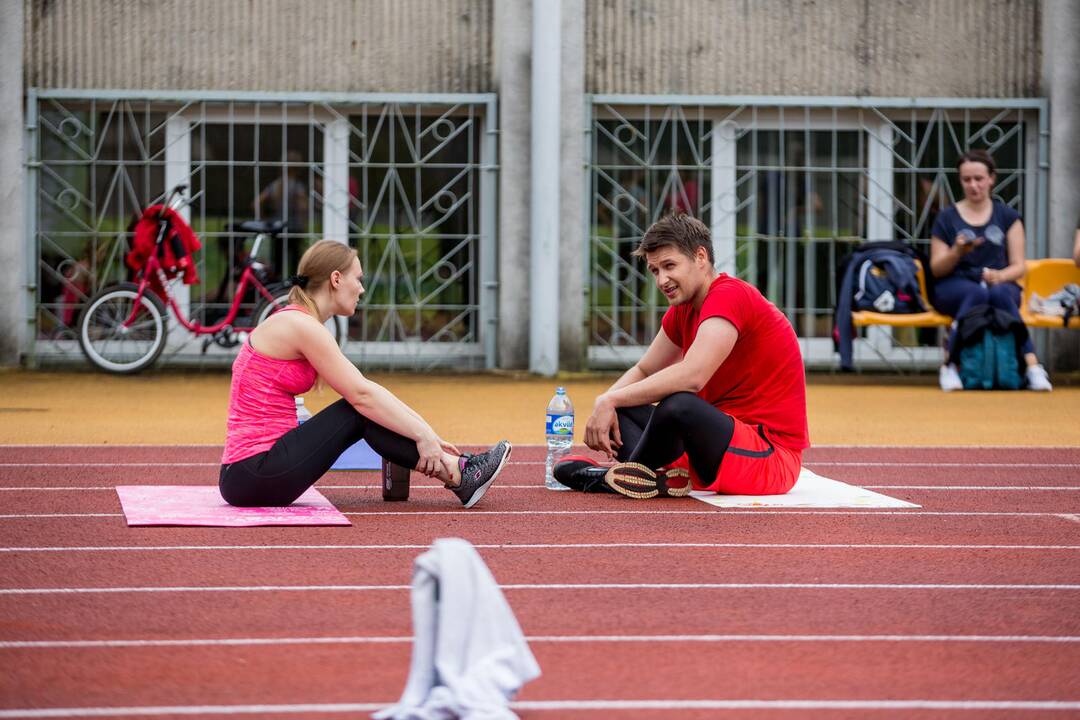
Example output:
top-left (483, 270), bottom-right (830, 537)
top-left (1041, 0), bottom-right (1080, 370)
top-left (559, 0), bottom-right (586, 371)
top-left (495, 0), bottom-right (532, 370)
top-left (24, 0), bottom-right (493, 93)
top-left (24, 1), bottom-right (1042, 98)
top-left (587, 0), bottom-right (1042, 97)
top-left (1, 0), bottom-right (25, 365)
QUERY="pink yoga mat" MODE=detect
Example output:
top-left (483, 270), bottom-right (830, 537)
top-left (116, 486), bottom-right (351, 527)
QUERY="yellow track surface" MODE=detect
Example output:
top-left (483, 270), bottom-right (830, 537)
top-left (1, 370), bottom-right (1077, 446)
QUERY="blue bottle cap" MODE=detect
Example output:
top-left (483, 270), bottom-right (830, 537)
top-left (556, 386), bottom-right (565, 394)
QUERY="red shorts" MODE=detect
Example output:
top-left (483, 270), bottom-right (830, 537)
top-left (670, 419), bottom-right (801, 495)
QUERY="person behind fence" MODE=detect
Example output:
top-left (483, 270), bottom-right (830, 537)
top-left (253, 149), bottom-right (309, 235)
top-left (929, 150), bottom-right (1052, 392)
top-left (219, 239), bottom-right (511, 508)
top-left (552, 213), bottom-right (808, 499)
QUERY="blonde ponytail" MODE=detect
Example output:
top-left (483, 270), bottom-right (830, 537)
top-left (287, 285), bottom-right (320, 319)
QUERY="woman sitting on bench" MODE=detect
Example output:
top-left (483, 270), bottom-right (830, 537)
top-left (930, 150), bottom-right (1052, 392)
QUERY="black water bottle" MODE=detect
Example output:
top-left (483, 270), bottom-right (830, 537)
top-left (382, 458), bottom-right (410, 501)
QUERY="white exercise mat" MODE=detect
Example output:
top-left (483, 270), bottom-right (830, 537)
top-left (690, 467), bottom-right (920, 509)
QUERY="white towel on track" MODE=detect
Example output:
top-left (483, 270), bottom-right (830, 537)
top-left (373, 537), bottom-right (541, 720)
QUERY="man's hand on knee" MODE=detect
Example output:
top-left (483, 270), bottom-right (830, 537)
top-left (585, 394), bottom-right (620, 459)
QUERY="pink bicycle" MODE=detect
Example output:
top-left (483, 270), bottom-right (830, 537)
top-left (78, 184), bottom-right (345, 373)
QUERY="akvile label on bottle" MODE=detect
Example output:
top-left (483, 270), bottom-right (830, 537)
top-left (546, 414), bottom-right (574, 435)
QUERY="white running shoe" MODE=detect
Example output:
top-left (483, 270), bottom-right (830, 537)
top-left (939, 364), bottom-right (963, 392)
top-left (1025, 364), bottom-right (1053, 392)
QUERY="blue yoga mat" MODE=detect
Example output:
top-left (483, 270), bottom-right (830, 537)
top-left (330, 439), bottom-right (382, 470)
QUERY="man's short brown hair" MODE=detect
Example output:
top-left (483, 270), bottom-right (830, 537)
top-left (633, 213), bottom-right (714, 264)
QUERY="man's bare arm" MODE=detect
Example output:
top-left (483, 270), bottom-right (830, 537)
top-left (601, 317), bottom-right (738, 409)
top-left (604, 327), bottom-right (684, 395)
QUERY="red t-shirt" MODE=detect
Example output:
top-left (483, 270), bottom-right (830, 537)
top-left (661, 274), bottom-right (809, 450)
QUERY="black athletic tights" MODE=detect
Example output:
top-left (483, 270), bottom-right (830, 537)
top-left (219, 398), bottom-right (420, 507)
top-left (616, 391), bottom-right (735, 482)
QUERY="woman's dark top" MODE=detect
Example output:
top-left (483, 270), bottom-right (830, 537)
top-left (931, 200), bottom-right (1020, 283)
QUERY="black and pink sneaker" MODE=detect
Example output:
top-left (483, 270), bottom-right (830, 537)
top-left (604, 462), bottom-right (691, 499)
top-left (453, 440), bottom-right (512, 508)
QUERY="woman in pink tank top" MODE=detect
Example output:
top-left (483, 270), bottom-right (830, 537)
top-left (220, 240), bottom-right (511, 509)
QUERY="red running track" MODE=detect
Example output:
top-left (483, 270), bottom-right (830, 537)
top-left (0, 444), bottom-right (1079, 718)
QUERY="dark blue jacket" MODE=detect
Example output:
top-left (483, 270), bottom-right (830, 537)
top-left (835, 242), bottom-right (925, 370)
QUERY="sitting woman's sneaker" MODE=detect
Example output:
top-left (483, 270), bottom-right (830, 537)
top-left (939, 363), bottom-right (963, 392)
top-left (1025, 364), bottom-right (1053, 392)
top-left (604, 462), bottom-right (691, 499)
top-left (453, 441), bottom-right (512, 508)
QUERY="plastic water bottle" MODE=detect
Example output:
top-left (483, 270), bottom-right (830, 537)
top-left (295, 396), bottom-right (312, 425)
top-left (544, 387), bottom-right (574, 490)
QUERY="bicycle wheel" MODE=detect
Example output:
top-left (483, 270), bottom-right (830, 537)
top-left (78, 282), bottom-right (168, 373)
top-left (253, 286), bottom-right (347, 348)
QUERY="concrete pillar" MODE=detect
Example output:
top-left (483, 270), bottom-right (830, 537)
top-left (558, 0), bottom-right (586, 371)
top-left (1042, 0), bottom-right (1080, 370)
top-left (323, 118), bottom-right (351, 244)
top-left (0, 0), bottom-right (25, 365)
top-left (528, 0), bottom-right (561, 376)
top-left (494, 0), bottom-right (531, 370)
top-left (164, 116), bottom-right (192, 347)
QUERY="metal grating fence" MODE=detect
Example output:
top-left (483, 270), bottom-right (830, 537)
top-left (587, 96), bottom-right (1047, 369)
top-left (27, 90), bottom-right (498, 370)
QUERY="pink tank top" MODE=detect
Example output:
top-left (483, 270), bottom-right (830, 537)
top-left (221, 307), bottom-right (318, 464)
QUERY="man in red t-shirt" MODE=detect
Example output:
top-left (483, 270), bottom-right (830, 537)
top-left (554, 214), bottom-right (809, 498)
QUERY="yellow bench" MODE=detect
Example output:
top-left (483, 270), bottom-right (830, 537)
top-left (1019, 258), bottom-right (1080, 330)
top-left (851, 259), bottom-right (952, 329)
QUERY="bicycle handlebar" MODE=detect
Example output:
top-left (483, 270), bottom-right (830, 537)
top-left (157, 185), bottom-right (189, 219)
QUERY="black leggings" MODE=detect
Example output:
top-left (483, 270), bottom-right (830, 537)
top-left (219, 398), bottom-right (419, 507)
top-left (616, 392), bottom-right (735, 483)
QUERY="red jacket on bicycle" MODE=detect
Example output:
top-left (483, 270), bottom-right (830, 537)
top-left (126, 205), bottom-right (202, 294)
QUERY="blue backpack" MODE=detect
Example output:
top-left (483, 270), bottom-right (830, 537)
top-left (957, 330), bottom-right (1023, 390)
top-left (954, 305), bottom-right (1027, 390)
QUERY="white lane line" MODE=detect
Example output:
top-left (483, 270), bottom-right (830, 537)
top-left (3, 542), bottom-right (1078, 553)
top-left (1061, 514), bottom-right (1080, 524)
top-left (0, 461), bottom-right (544, 468)
top-left (348, 510), bottom-right (1080, 517)
top-left (810, 444), bottom-right (1080, 449)
top-left (0, 463), bottom-right (220, 468)
top-left (0, 514), bottom-right (123, 518)
top-left (809, 462), bottom-right (1079, 468)
top-left (2, 510), bottom-right (1078, 519)
top-left (0, 444), bottom-right (225, 448)
top-left (1, 460), bottom-right (1076, 469)
top-left (1, 582), bottom-right (1078, 595)
top-left (3, 633), bottom-right (1078, 649)
top-left (0, 699), bottom-right (1078, 717)
top-left (4, 484), bottom-right (1079, 492)
top-left (0, 485), bottom-right (547, 491)
top-left (520, 700), bottom-right (1080, 712)
top-left (861, 485), bottom-right (1080, 491)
